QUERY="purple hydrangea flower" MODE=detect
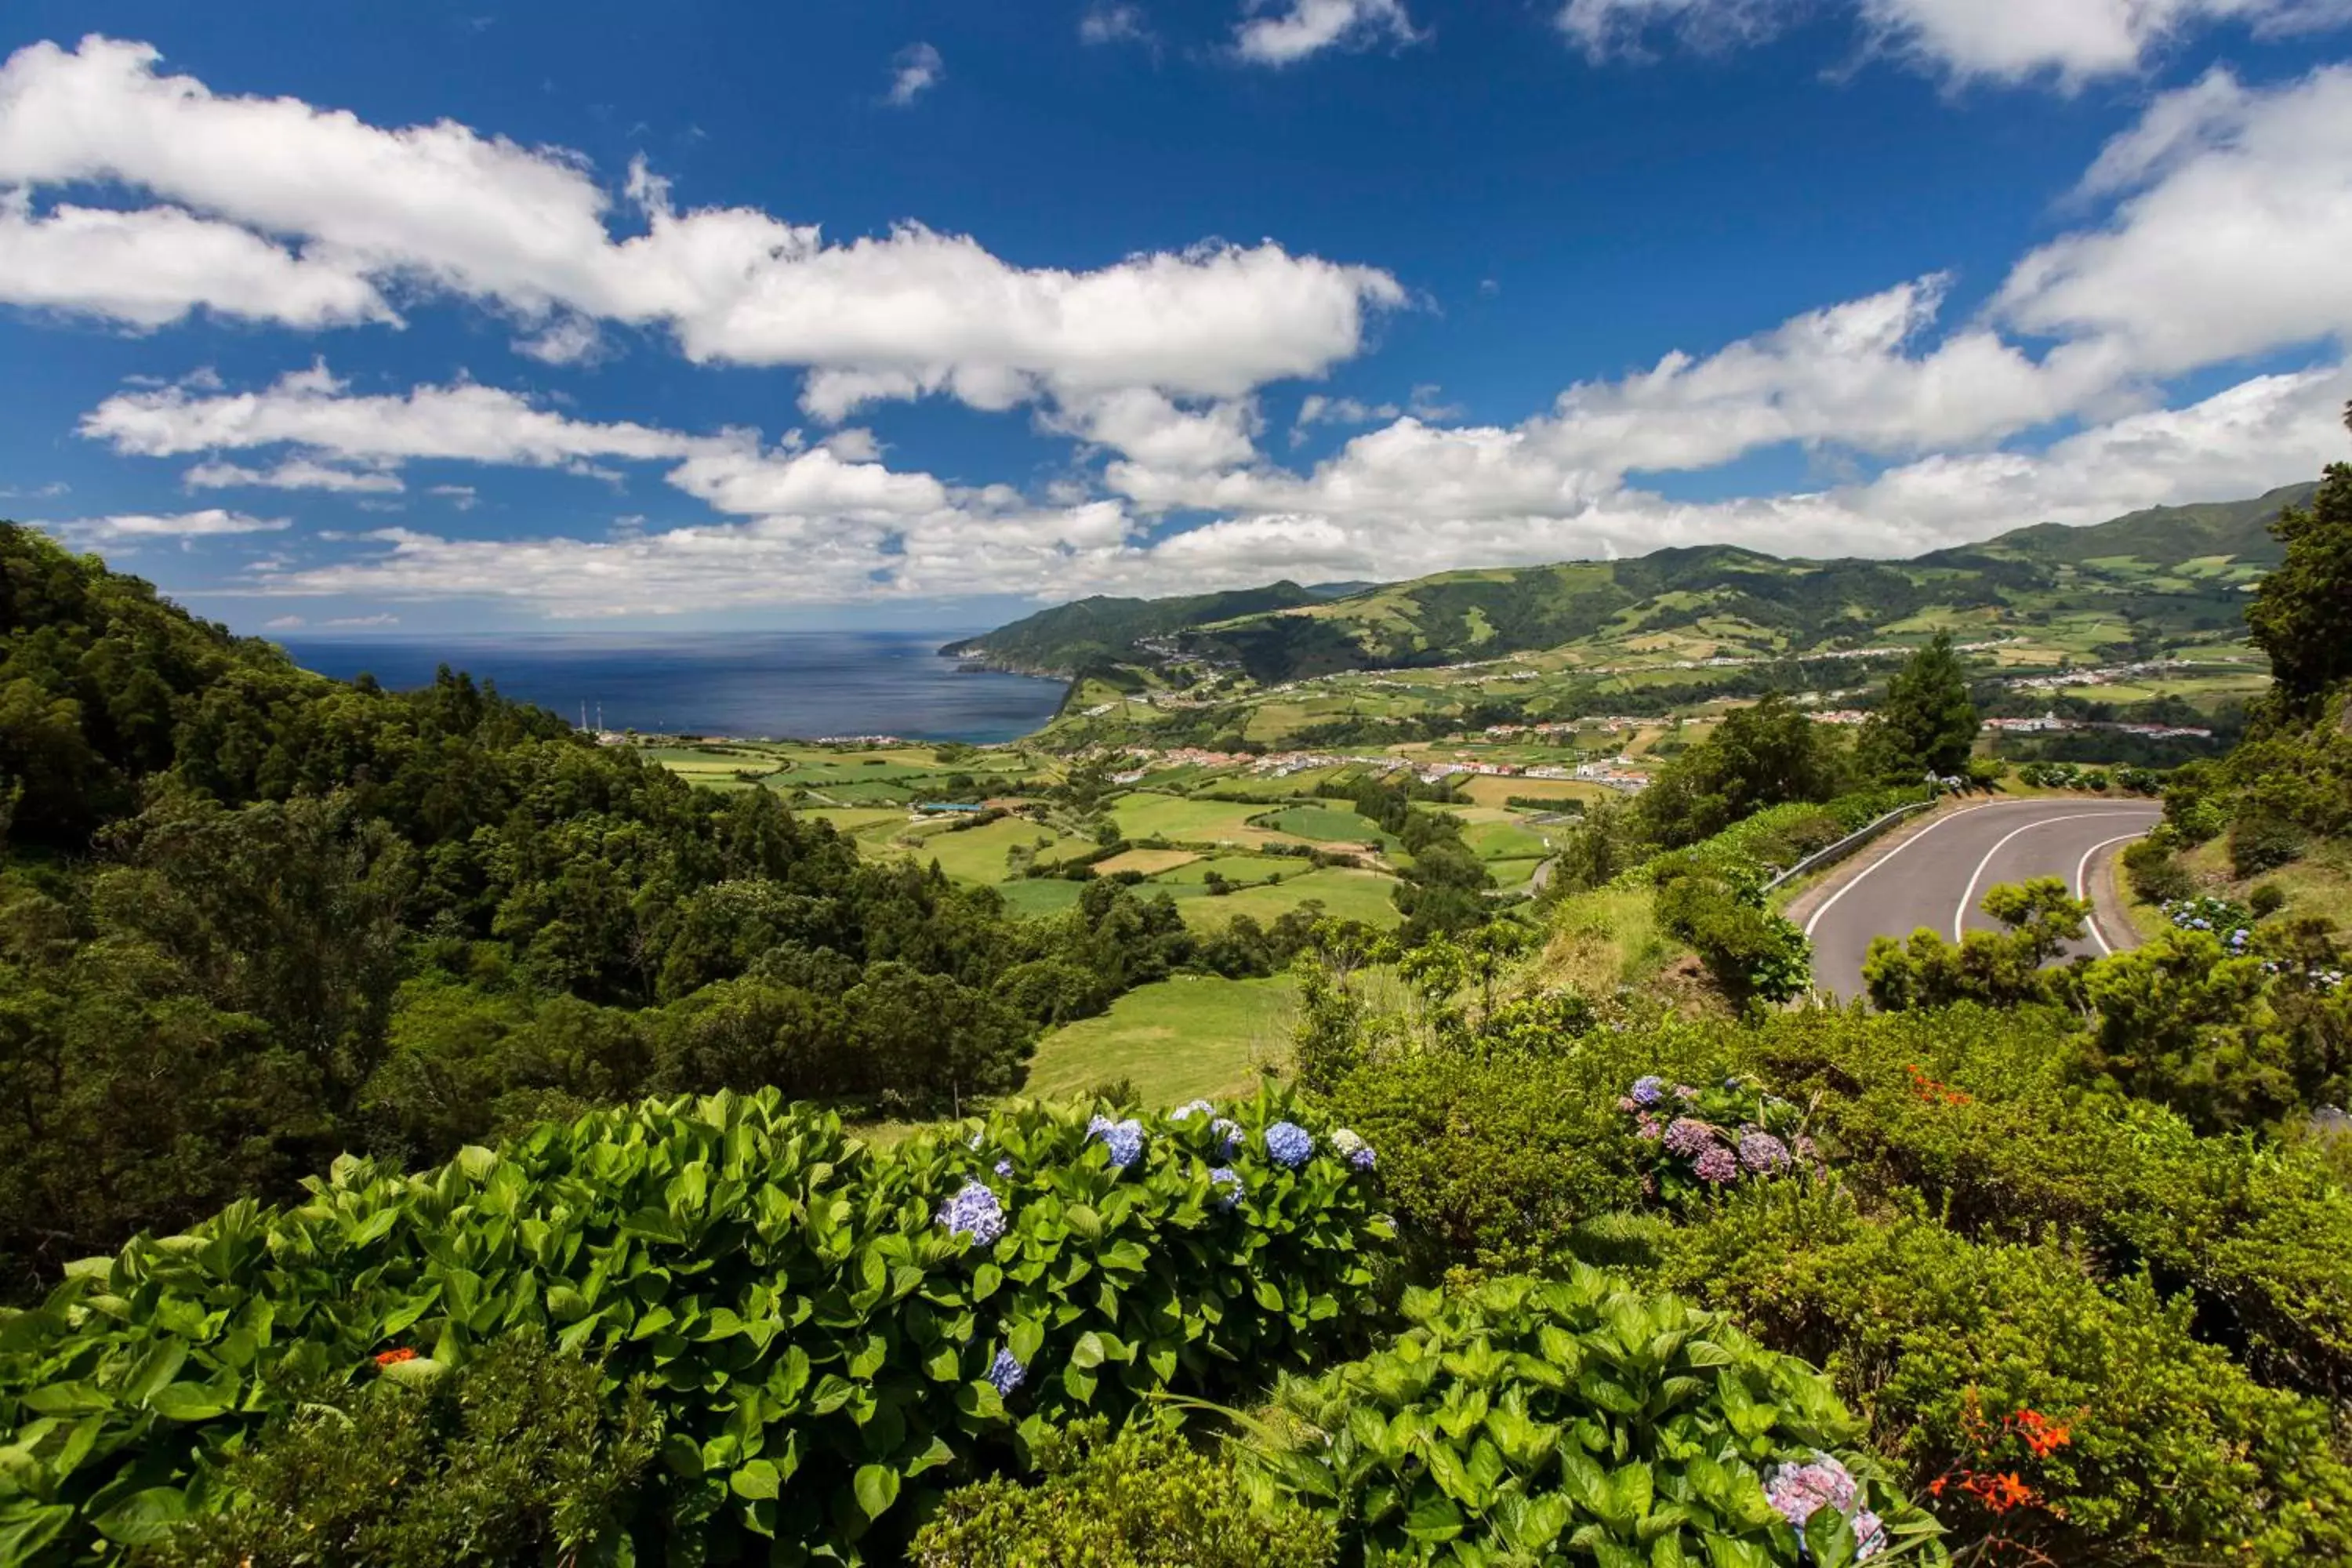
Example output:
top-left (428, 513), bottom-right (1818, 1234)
top-left (1332, 1128), bottom-right (1375, 1172)
top-left (1766, 1454), bottom-right (1886, 1561)
top-left (993, 1158), bottom-right (1014, 1179)
top-left (938, 1180), bottom-right (1005, 1247)
top-left (1617, 1096), bottom-right (1640, 1113)
top-left (1693, 1145), bottom-right (1740, 1185)
top-left (1088, 1116), bottom-right (1145, 1169)
top-left (1737, 1130), bottom-right (1793, 1174)
top-left (1673, 1083), bottom-right (1699, 1101)
top-left (1208, 1167), bottom-right (1243, 1210)
top-left (1632, 1075), bottom-right (1667, 1106)
top-left (985, 1348), bottom-right (1025, 1396)
top-left (1635, 1115), bottom-right (1664, 1142)
top-left (1853, 1509), bottom-right (1887, 1562)
top-left (1265, 1120), bottom-right (1314, 1168)
top-left (1662, 1118), bottom-right (1714, 1158)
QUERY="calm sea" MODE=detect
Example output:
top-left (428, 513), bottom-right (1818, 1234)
top-left (281, 632), bottom-right (1066, 744)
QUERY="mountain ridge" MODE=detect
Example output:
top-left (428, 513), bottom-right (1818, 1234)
top-left (958, 484), bottom-right (2317, 687)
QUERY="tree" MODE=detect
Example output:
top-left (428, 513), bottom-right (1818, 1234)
top-left (1863, 877), bottom-right (2090, 1012)
top-left (2246, 408), bottom-right (2352, 718)
top-left (1636, 693), bottom-right (1851, 849)
top-left (1862, 632), bottom-right (1979, 780)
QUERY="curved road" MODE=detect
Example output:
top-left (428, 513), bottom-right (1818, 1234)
top-left (1803, 799), bottom-right (2162, 999)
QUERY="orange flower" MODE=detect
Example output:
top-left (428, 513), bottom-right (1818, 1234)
top-left (374, 1347), bottom-right (419, 1367)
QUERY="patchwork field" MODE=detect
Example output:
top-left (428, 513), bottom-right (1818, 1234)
top-left (1112, 793), bottom-right (1306, 848)
top-left (1176, 866), bottom-right (1400, 930)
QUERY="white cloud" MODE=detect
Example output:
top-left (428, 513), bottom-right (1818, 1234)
top-left (82, 362), bottom-right (744, 468)
top-left (884, 43), bottom-right (944, 107)
top-left (1558, 0), bottom-right (2352, 82)
top-left (1234, 0), bottom-right (1424, 64)
top-left (184, 456), bottom-right (405, 493)
top-left (0, 191), bottom-right (387, 329)
top-left (42, 508), bottom-right (289, 546)
top-left (1042, 389), bottom-right (1263, 472)
top-left (1080, 5), bottom-right (1156, 45)
top-left (1998, 66), bottom-right (2352, 376)
top-left (321, 612), bottom-right (399, 627)
top-left (263, 614), bottom-right (305, 629)
top-left (0, 37), bottom-right (1402, 417)
top-left (428, 483), bottom-right (479, 510)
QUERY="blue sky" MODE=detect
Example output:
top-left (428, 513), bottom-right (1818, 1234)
top-left (5, 0), bottom-right (2352, 634)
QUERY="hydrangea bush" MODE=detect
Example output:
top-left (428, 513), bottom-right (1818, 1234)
top-left (0, 1088), bottom-right (1392, 1566)
top-left (1621, 1073), bottom-right (1818, 1203)
top-left (1236, 1272), bottom-right (1945, 1566)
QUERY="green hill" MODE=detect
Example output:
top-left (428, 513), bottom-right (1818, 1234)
top-left (971, 485), bottom-right (2315, 687)
top-left (940, 583), bottom-right (1325, 675)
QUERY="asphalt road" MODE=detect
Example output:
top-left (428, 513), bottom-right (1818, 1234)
top-left (1803, 798), bottom-right (2163, 999)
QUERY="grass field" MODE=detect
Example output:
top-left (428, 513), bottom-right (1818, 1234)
top-left (1176, 866), bottom-right (1399, 930)
top-left (1112, 793), bottom-right (1304, 848)
top-left (1457, 817), bottom-right (1551, 862)
top-left (1022, 974), bottom-right (1299, 1108)
top-left (883, 817), bottom-right (1085, 884)
top-left (1152, 855), bottom-right (1291, 884)
top-left (1457, 775), bottom-right (1606, 808)
top-left (994, 879), bottom-right (1087, 917)
top-left (800, 807), bottom-right (909, 835)
top-left (1256, 804), bottom-right (1388, 846)
top-left (1095, 848), bottom-right (1200, 877)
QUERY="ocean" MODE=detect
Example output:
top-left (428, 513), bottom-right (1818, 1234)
top-left (280, 632), bottom-right (1066, 744)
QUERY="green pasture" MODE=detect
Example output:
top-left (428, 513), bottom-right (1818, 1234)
top-left (1256, 804), bottom-right (1388, 846)
top-left (1112, 793), bottom-right (1305, 848)
top-left (891, 816), bottom-right (1089, 884)
top-left (1176, 866), bottom-right (1399, 930)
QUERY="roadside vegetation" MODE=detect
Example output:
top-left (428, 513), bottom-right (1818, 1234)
top-left (4, 437), bottom-right (2351, 1566)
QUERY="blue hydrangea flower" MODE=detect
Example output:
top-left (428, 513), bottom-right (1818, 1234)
top-left (993, 1158), bottom-right (1014, 1178)
top-left (1208, 1166), bottom-right (1243, 1210)
top-left (1265, 1121), bottom-right (1314, 1168)
top-left (1331, 1127), bottom-right (1375, 1172)
top-left (937, 1180), bottom-right (1004, 1247)
top-left (1088, 1116), bottom-right (1145, 1169)
top-left (1631, 1075), bottom-right (1667, 1106)
top-left (985, 1348), bottom-right (1025, 1396)
top-left (1212, 1117), bottom-right (1243, 1159)
top-left (1171, 1099), bottom-right (1216, 1120)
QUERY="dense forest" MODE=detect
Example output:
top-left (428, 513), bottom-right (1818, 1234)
top-left (0, 524), bottom-right (1283, 1295)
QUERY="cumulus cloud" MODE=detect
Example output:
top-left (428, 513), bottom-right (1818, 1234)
top-left (1998, 66), bottom-right (2352, 376)
top-left (1233, 0), bottom-right (1424, 64)
top-left (884, 43), bottom-right (944, 106)
top-left (0, 37), bottom-right (1400, 417)
top-left (1559, 0), bottom-right (2352, 83)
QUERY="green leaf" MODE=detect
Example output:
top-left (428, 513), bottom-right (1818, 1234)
top-left (146, 1382), bottom-right (230, 1422)
top-left (661, 1432), bottom-right (705, 1479)
top-left (852, 1463), bottom-right (900, 1521)
top-left (1069, 1330), bottom-right (1106, 1370)
top-left (119, 1341), bottom-right (187, 1405)
top-left (971, 1262), bottom-right (1002, 1301)
top-left (730, 1460), bottom-right (781, 1501)
top-left (91, 1486), bottom-right (187, 1546)
top-left (0, 1504), bottom-right (75, 1568)
top-left (1403, 1486), bottom-right (1465, 1543)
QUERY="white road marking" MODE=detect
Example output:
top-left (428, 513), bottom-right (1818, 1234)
top-left (1802, 799), bottom-right (2097, 941)
top-left (2074, 829), bottom-right (2154, 956)
top-left (1951, 811), bottom-right (2161, 941)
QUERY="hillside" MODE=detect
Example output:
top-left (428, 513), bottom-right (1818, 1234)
top-left (938, 582), bottom-right (1327, 675)
top-left (963, 484), bottom-right (2316, 688)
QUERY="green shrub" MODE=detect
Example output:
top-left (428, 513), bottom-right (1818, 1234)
top-left (0, 1091), bottom-right (1393, 1566)
top-left (2230, 811), bottom-right (2310, 878)
top-left (1657, 869), bottom-right (1814, 1004)
top-left (2252, 882), bottom-right (2290, 918)
top-left (912, 1417), bottom-right (1335, 1567)
top-left (1649, 1189), bottom-right (2352, 1566)
top-left (1861, 880), bottom-right (2088, 1013)
top-left (2120, 837), bottom-right (2194, 905)
top-left (1239, 1272), bottom-right (1947, 1566)
top-left (139, 1335), bottom-right (656, 1568)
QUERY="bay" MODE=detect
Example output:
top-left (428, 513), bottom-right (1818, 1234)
top-left (280, 631), bottom-right (1066, 744)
